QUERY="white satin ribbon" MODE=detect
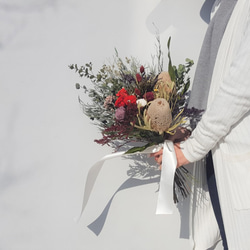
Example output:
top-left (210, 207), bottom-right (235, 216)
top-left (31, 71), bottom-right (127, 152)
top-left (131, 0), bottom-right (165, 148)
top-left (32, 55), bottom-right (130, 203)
top-left (76, 140), bottom-right (176, 221)
top-left (156, 140), bottom-right (177, 214)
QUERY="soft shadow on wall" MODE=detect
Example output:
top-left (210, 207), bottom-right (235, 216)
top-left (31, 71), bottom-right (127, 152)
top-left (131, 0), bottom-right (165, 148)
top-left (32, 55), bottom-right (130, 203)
top-left (83, 0), bottom-right (217, 240)
top-left (146, 0), bottom-right (216, 34)
top-left (86, 153), bottom-right (161, 236)
top-left (143, 0), bottom-right (217, 241)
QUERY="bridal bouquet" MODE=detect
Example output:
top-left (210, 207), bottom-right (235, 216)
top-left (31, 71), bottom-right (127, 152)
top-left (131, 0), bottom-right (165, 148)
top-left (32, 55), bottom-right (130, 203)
top-left (70, 37), bottom-right (200, 202)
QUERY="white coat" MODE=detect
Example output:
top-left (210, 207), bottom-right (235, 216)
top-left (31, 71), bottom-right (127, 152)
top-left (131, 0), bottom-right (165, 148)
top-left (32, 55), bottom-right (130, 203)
top-left (181, 0), bottom-right (250, 249)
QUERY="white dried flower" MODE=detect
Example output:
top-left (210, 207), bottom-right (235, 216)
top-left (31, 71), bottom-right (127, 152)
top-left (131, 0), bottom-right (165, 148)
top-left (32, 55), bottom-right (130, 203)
top-left (136, 98), bottom-right (147, 108)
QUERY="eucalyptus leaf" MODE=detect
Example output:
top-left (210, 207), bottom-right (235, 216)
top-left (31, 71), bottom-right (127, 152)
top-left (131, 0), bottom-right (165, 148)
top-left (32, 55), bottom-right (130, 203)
top-left (125, 142), bottom-right (157, 154)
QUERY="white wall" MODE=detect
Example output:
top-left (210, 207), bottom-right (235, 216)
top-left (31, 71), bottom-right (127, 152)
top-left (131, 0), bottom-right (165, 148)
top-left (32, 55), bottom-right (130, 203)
top-left (0, 0), bottom-right (222, 249)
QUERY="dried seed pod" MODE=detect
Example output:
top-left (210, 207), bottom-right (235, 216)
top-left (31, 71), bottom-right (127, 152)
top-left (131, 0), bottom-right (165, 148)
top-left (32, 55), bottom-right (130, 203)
top-left (154, 72), bottom-right (176, 99)
top-left (146, 98), bottom-right (172, 134)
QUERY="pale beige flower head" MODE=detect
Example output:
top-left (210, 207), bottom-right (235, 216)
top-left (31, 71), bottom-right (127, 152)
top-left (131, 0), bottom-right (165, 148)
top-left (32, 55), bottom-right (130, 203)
top-left (154, 71), bottom-right (175, 100)
top-left (146, 98), bottom-right (172, 134)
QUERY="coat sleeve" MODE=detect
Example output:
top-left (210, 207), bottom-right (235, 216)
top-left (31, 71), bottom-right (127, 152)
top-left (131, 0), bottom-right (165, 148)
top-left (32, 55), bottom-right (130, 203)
top-left (181, 13), bottom-right (250, 162)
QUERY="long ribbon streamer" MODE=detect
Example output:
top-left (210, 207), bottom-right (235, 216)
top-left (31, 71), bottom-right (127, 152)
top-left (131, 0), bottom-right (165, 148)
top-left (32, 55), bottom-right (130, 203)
top-left (76, 140), bottom-right (176, 221)
top-left (156, 140), bottom-right (177, 214)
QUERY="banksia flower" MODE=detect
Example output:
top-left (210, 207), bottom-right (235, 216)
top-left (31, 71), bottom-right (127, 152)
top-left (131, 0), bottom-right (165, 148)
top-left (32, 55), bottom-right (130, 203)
top-left (154, 71), bottom-right (176, 100)
top-left (146, 98), bottom-right (172, 134)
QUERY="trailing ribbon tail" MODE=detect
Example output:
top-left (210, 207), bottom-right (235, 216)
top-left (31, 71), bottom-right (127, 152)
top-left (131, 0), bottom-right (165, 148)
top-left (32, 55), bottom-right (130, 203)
top-left (74, 151), bottom-right (125, 222)
top-left (75, 140), bottom-right (177, 222)
top-left (156, 140), bottom-right (176, 214)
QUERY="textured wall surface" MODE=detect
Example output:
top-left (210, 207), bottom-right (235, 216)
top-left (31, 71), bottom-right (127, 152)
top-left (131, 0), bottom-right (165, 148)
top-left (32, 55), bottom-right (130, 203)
top-left (0, 0), bottom-right (222, 249)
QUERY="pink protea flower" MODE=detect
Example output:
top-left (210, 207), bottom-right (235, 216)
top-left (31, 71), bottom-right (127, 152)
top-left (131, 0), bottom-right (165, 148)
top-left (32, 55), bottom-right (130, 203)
top-left (115, 106), bottom-right (126, 121)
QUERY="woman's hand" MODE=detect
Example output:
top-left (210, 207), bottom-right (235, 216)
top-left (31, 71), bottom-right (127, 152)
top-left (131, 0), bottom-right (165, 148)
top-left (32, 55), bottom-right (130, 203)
top-left (174, 143), bottom-right (190, 167)
top-left (151, 148), bottom-right (163, 169)
top-left (151, 127), bottom-right (191, 168)
top-left (151, 143), bottom-right (190, 169)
